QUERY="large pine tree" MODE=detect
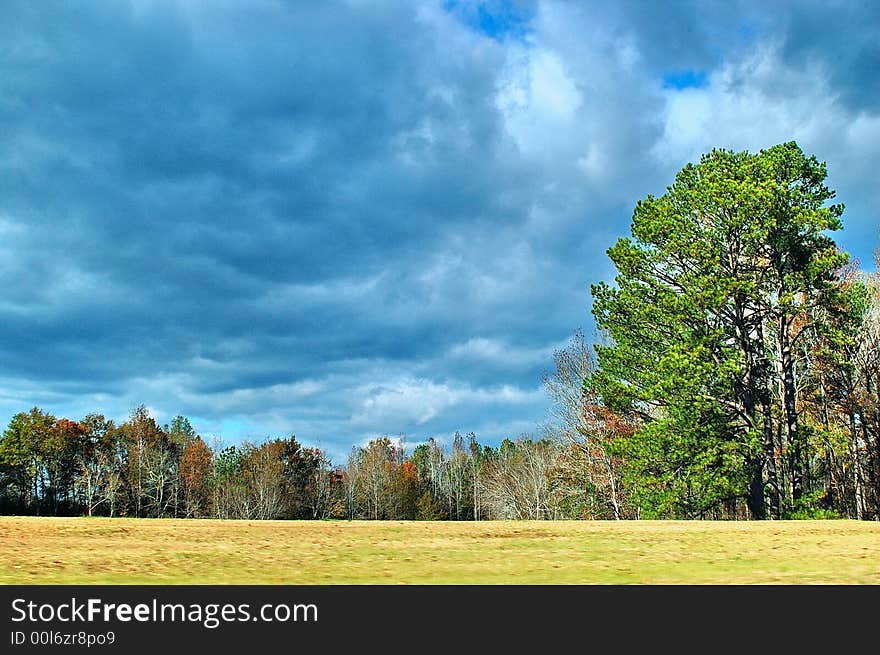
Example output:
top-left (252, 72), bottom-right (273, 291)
top-left (591, 142), bottom-right (848, 519)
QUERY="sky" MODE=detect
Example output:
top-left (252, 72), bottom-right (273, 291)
top-left (1, 0), bottom-right (878, 462)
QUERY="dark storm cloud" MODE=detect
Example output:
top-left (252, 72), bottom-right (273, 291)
top-left (1, 0), bottom-right (878, 460)
top-left (771, 2), bottom-right (880, 113)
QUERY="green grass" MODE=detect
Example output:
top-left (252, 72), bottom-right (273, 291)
top-left (1, 516), bottom-right (879, 584)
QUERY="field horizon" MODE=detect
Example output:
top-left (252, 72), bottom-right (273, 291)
top-left (2, 516), bottom-right (879, 585)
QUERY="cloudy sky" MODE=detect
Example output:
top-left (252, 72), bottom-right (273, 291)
top-left (2, 0), bottom-right (878, 461)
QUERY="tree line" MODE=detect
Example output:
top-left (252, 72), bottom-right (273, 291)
top-left (1, 142), bottom-right (877, 520)
top-left (0, 403), bottom-right (594, 520)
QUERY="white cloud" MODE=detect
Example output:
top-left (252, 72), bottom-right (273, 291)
top-left (447, 336), bottom-right (556, 369)
top-left (352, 376), bottom-right (543, 428)
top-left (650, 44), bottom-right (880, 260)
top-left (497, 46), bottom-right (583, 160)
top-left (652, 46), bottom-right (840, 166)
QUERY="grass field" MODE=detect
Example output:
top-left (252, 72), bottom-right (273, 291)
top-left (1, 516), bottom-right (879, 584)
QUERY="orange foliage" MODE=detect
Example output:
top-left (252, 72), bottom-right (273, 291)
top-left (180, 439), bottom-right (212, 491)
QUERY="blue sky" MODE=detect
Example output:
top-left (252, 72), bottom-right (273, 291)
top-left (2, 1), bottom-right (878, 462)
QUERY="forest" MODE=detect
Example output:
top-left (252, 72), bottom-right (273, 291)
top-left (1, 142), bottom-right (878, 521)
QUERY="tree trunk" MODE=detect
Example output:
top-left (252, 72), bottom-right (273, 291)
top-left (761, 395), bottom-right (781, 519)
top-left (819, 375), bottom-right (834, 510)
top-left (753, 319), bottom-right (780, 519)
top-left (747, 457), bottom-right (765, 520)
top-left (779, 316), bottom-right (803, 505)
top-left (849, 412), bottom-right (865, 520)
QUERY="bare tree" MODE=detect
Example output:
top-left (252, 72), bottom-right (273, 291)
top-left (543, 330), bottom-right (632, 519)
top-left (240, 440), bottom-right (285, 520)
top-left (74, 414), bottom-right (115, 516)
top-left (480, 437), bottom-right (563, 520)
top-left (309, 449), bottom-right (333, 519)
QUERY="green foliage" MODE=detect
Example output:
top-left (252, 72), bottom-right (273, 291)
top-left (214, 445), bottom-right (242, 477)
top-left (787, 507), bottom-right (842, 520)
top-left (615, 408), bottom-right (749, 519)
top-left (166, 415), bottom-right (196, 444)
top-left (415, 491), bottom-right (448, 520)
top-left (592, 142), bottom-right (849, 518)
top-left (0, 408), bottom-right (57, 512)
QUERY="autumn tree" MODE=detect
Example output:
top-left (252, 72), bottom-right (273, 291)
top-left (239, 440), bottom-right (286, 520)
top-left (544, 330), bottom-right (632, 519)
top-left (346, 437), bottom-right (414, 519)
top-left (74, 414), bottom-right (116, 516)
top-left (180, 437), bottom-right (213, 518)
top-left (807, 266), bottom-right (880, 518)
top-left (118, 406), bottom-right (159, 517)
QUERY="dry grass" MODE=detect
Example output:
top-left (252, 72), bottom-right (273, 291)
top-left (1, 516), bottom-right (879, 584)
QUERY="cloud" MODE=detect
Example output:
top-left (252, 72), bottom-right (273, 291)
top-left (352, 376), bottom-right (543, 427)
top-left (652, 43), bottom-right (880, 262)
top-left (0, 0), bottom-right (877, 462)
